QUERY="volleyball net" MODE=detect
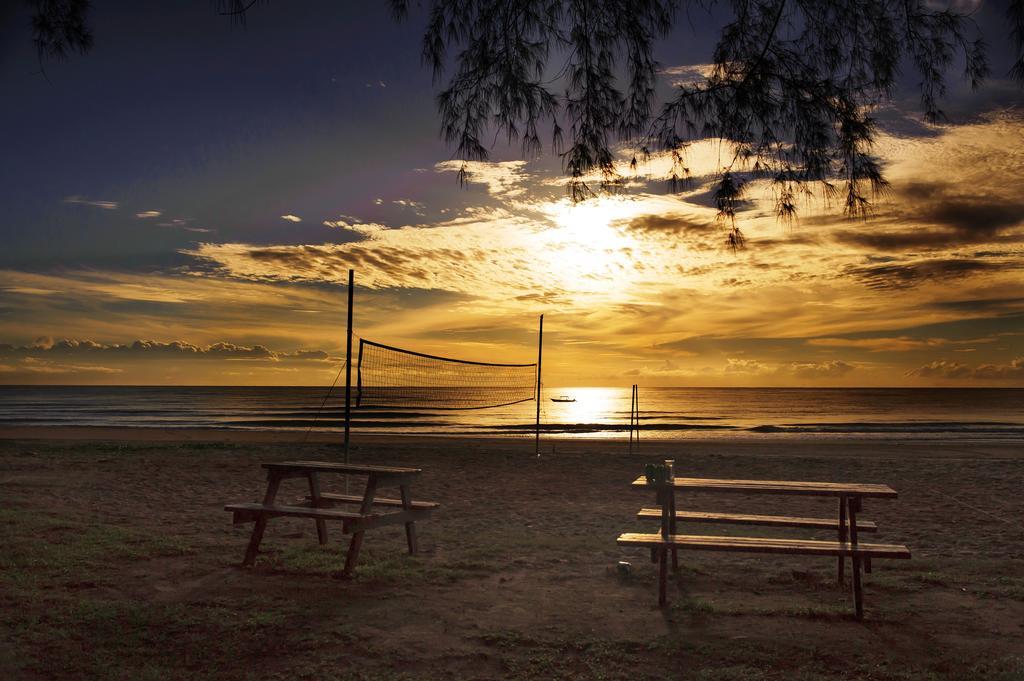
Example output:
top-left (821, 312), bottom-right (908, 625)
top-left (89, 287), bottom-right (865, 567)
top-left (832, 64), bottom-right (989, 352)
top-left (356, 339), bottom-right (538, 410)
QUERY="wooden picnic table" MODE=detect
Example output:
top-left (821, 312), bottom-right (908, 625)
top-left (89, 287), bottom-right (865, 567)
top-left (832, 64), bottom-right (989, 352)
top-left (225, 460), bottom-right (438, 575)
top-left (622, 475), bottom-right (909, 618)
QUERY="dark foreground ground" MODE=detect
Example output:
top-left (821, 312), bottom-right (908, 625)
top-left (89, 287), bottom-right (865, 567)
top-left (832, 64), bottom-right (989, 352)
top-left (1, 429), bottom-right (1023, 680)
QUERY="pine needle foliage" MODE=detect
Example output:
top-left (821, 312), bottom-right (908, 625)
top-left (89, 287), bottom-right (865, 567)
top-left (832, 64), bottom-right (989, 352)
top-left (25, 0), bottom-right (1024, 233)
top-left (391, 0), bottom-right (1023, 227)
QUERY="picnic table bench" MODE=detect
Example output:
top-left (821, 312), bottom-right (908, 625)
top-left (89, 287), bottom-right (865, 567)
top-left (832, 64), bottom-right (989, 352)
top-left (618, 476), bottom-right (911, 618)
top-left (225, 460), bottom-right (439, 575)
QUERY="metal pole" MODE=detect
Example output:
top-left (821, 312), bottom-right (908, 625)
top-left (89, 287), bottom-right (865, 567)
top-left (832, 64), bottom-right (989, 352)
top-left (630, 385), bottom-right (638, 448)
top-left (535, 314), bottom-right (543, 457)
top-left (629, 384), bottom-right (635, 454)
top-left (344, 269), bottom-right (354, 463)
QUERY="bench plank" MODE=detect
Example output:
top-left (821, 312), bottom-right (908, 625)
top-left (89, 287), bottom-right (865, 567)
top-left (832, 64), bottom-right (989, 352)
top-left (265, 461), bottom-right (421, 475)
top-left (631, 476), bottom-right (897, 498)
top-left (636, 508), bottom-right (877, 532)
top-left (226, 502), bottom-right (430, 533)
top-left (617, 532), bottom-right (910, 558)
top-left (226, 502), bottom-right (372, 522)
top-left (310, 492), bottom-right (440, 510)
top-left (347, 507), bottom-right (433, 533)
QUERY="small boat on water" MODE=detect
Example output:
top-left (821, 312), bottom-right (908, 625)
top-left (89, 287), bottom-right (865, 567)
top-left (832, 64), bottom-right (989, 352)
top-left (551, 395), bottom-right (576, 403)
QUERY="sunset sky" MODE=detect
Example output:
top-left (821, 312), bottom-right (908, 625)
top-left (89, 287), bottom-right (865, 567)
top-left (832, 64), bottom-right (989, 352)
top-left (1, 2), bottom-right (1022, 387)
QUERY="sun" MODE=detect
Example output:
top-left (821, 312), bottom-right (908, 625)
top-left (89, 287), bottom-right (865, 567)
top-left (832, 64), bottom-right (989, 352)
top-left (537, 197), bottom-right (644, 297)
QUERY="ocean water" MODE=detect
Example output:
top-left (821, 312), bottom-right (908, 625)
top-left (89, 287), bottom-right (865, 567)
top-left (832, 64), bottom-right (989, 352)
top-left (1, 386), bottom-right (1022, 441)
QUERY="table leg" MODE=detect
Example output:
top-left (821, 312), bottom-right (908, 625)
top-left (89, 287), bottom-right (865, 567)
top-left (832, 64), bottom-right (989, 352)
top-left (862, 499), bottom-right (872, 574)
top-left (243, 472), bottom-right (282, 566)
top-left (837, 496), bottom-right (847, 584)
top-left (653, 487), bottom-right (668, 564)
top-left (400, 483), bottom-right (418, 555)
top-left (668, 486), bottom-right (679, 571)
top-left (848, 497), bottom-right (864, 620)
top-left (658, 546), bottom-right (668, 606)
top-left (343, 475), bottom-right (378, 576)
top-left (659, 487), bottom-right (669, 538)
top-left (307, 471), bottom-right (328, 545)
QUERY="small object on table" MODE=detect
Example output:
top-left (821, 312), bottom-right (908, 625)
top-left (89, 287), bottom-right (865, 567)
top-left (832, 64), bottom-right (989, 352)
top-left (641, 462), bottom-right (677, 568)
top-left (643, 463), bottom-right (667, 485)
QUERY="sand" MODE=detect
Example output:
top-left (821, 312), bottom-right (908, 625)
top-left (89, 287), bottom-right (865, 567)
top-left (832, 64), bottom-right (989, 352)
top-left (2, 428), bottom-right (1023, 680)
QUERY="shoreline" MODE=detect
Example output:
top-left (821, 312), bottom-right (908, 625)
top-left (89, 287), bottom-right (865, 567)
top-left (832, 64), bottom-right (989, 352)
top-left (2, 425), bottom-right (1022, 460)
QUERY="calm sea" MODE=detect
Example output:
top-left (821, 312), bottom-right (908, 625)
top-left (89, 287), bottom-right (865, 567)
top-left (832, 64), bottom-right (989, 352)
top-left (1, 386), bottom-right (1022, 441)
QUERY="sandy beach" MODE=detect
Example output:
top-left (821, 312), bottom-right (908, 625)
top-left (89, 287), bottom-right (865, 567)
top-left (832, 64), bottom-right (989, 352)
top-left (2, 428), bottom-right (1023, 680)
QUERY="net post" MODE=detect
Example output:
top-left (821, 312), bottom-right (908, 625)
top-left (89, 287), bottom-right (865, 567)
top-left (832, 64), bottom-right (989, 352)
top-left (344, 269), bottom-right (354, 463)
top-left (535, 314), bottom-right (543, 457)
top-left (630, 385), bottom-right (638, 448)
top-left (629, 384), bottom-right (635, 454)
top-left (356, 339), bottom-right (364, 407)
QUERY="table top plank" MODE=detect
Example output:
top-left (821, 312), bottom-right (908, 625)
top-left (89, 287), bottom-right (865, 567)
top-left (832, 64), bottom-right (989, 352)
top-left (631, 476), bottom-right (897, 498)
top-left (264, 460), bottom-right (422, 476)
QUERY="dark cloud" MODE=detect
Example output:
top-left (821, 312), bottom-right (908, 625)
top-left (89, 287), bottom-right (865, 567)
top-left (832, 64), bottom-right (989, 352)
top-left (513, 291), bottom-right (567, 304)
top-left (971, 250), bottom-right (1021, 258)
top-left (929, 297), bottom-right (1024, 314)
top-left (0, 339), bottom-right (334, 362)
top-left (672, 183), bottom-right (756, 213)
top-left (923, 199), bottom-right (1024, 234)
top-left (654, 335), bottom-right (809, 358)
top-left (750, 234), bottom-right (824, 249)
top-left (899, 181), bottom-right (947, 202)
top-left (842, 258), bottom-right (1018, 290)
top-left (616, 212), bottom-right (712, 236)
top-left (832, 181), bottom-right (1024, 251)
top-left (836, 311), bottom-right (1024, 344)
top-left (835, 229), bottom-right (970, 250)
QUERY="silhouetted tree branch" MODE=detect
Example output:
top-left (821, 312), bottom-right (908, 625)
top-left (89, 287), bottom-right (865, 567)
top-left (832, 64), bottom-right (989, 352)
top-left (30, 0), bottom-right (92, 64)
top-left (389, 0), bottom-right (1023, 236)
top-left (26, 0), bottom-right (1024, 239)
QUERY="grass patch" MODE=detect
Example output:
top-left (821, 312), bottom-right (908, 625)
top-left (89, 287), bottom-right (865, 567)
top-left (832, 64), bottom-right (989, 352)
top-left (4, 592), bottom-right (384, 681)
top-left (0, 509), bottom-right (193, 592)
top-left (672, 596), bottom-right (717, 615)
top-left (977, 583), bottom-right (1024, 601)
top-left (671, 594), bottom-right (854, 620)
top-left (268, 544), bottom-right (479, 584)
top-left (16, 598), bottom-right (298, 681)
top-left (694, 666), bottom-right (771, 681)
top-left (478, 630), bottom-right (658, 681)
top-left (909, 571), bottom-right (953, 587)
top-left (965, 656), bottom-right (1024, 681)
